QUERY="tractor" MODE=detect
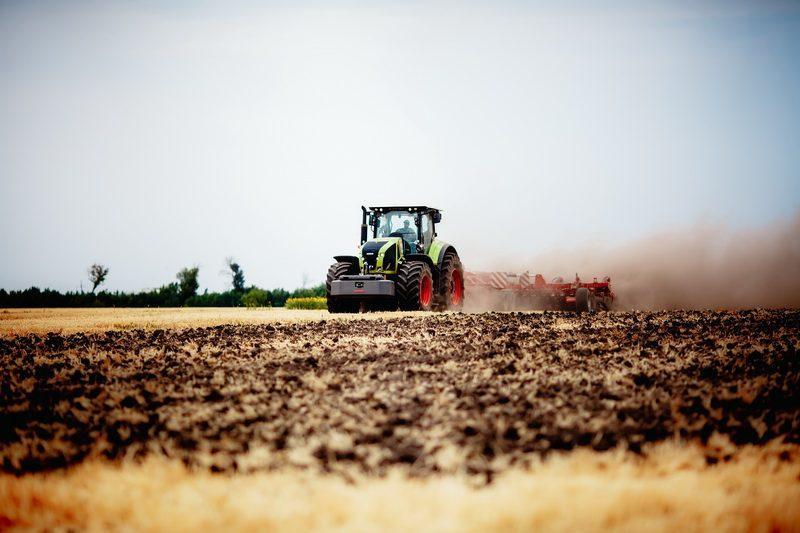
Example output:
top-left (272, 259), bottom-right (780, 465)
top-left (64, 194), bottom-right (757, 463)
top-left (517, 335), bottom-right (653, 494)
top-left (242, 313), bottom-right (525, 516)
top-left (326, 206), bottom-right (465, 313)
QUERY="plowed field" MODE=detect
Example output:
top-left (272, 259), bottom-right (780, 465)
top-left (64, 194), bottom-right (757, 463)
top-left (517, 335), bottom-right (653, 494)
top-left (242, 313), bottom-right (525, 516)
top-left (2, 310), bottom-right (797, 480)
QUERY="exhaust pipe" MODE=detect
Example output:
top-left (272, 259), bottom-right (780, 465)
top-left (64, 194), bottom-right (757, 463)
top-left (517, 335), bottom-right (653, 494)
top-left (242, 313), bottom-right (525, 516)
top-left (360, 206), bottom-right (368, 244)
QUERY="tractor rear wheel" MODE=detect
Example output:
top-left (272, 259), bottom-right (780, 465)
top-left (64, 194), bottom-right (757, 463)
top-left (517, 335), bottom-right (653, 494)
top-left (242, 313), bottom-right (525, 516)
top-left (397, 261), bottom-right (434, 311)
top-left (326, 262), bottom-right (360, 313)
top-left (436, 251), bottom-right (465, 311)
top-left (575, 287), bottom-right (595, 314)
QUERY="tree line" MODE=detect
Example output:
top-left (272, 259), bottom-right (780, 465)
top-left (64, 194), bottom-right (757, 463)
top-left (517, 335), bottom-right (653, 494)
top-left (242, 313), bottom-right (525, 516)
top-left (0, 260), bottom-right (324, 308)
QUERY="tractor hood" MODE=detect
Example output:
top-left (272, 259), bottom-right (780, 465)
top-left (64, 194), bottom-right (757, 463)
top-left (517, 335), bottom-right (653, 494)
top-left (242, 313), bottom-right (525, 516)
top-left (360, 238), bottom-right (403, 274)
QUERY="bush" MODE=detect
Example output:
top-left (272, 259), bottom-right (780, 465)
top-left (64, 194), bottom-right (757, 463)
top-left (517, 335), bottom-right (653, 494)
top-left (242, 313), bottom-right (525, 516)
top-left (241, 288), bottom-right (270, 308)
top-left (186, 290), bottom-right (243, 307)
top-left (0, 283), bottom-right (320, 308)
top-left (284, 297), bottom-right (327, 310)
top-left (290, 284), bottom-right (326, 299)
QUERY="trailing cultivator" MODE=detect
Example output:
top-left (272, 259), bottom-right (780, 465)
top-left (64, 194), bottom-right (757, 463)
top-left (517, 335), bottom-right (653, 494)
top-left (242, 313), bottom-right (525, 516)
top-left (464, 271), bottom-right (615, 313)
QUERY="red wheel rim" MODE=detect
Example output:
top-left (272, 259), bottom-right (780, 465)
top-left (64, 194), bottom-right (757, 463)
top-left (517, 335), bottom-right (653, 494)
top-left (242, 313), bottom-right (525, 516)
top-left (451, 270), bottom-right (464, 305)
top-left (420, 273), bottom-right (433, 307)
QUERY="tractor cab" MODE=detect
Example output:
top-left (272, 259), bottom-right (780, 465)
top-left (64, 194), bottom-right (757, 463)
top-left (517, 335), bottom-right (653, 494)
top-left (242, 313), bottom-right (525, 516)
top-left (363, 206), bottom-right (441, 255)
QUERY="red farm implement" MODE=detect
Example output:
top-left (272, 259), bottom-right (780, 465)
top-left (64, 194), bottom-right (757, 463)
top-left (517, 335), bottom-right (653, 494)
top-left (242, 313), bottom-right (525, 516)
top-left (464, 271), bottom-right (615, 313)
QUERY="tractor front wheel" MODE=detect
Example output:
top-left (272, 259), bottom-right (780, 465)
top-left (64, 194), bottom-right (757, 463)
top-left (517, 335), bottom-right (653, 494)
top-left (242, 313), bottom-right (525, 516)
top-left (397, 261), bottom-right (434, 311)
top-left (326, 262), bottom-right (360, 313)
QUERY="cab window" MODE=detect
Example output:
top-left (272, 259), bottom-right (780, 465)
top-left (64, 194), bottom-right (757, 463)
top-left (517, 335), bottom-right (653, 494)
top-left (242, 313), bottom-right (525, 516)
top-left (376, 211), bottom-right (417, 240)
top-left (420, 214), bottom-right (433, 247)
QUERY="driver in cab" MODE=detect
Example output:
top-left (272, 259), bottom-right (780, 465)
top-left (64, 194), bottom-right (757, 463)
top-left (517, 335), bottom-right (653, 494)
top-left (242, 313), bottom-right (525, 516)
top-left (393, 220), bottom-right (417, 252)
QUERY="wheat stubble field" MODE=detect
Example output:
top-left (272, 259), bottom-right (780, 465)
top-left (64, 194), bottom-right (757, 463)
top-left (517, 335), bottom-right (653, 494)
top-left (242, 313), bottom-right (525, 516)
top-left (0, 308), bottom-right (798, 531)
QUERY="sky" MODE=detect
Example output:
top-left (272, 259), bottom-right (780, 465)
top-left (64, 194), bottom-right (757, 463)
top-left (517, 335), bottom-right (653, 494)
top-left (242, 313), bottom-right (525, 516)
top-left (1, 0), bottom-right (799, 293)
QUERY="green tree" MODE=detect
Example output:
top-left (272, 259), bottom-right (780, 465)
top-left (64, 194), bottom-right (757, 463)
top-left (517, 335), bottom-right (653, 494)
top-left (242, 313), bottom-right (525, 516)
top-left (226, 257), bottom-right (246, 293)
top-left (241, 288), bottom-right (269, 307)
top-left (87, 264), bottom-right (109, 293)
top-left (176, 267), bottom-right (199, 304)
top-left (290, 283), bottom-right (325, 298)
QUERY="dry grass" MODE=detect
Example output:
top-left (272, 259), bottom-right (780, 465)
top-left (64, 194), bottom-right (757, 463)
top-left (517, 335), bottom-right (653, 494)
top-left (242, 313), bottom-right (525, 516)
top-left (0, 307), bottom-right (428, 336)
top-left (1, 439), bottom-right (798, 532)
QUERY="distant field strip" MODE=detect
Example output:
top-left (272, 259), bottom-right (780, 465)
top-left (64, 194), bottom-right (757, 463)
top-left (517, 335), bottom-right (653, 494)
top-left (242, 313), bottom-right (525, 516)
top-left (0, 307), bottom-right (432, 336)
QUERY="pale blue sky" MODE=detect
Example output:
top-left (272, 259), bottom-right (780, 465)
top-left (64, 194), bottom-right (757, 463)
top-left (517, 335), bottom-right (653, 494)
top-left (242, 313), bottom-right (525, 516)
top-left (1, 1), bottom-right (798, 292)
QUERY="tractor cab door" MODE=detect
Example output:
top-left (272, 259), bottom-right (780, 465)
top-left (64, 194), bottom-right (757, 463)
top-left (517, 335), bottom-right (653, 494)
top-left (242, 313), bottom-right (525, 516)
top-left (420, 213), bottom-right (434, 253)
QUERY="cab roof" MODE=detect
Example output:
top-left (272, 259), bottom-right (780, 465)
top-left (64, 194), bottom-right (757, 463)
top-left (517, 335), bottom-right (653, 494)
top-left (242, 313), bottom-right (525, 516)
top-left (368, 206), bottom-right (441, 213)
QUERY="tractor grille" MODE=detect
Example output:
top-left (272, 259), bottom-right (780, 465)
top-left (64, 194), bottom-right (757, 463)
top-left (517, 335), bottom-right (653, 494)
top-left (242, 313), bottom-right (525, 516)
top-left (361, 241), bottom-right (383, 269)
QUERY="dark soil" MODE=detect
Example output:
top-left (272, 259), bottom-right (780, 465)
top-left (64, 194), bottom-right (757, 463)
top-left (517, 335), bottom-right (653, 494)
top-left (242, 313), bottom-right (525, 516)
top-left (1, 310), bottom-right (798, 478)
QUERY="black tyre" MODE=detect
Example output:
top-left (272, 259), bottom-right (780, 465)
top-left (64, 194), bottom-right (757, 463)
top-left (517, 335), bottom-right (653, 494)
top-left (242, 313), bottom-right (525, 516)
top-left (595, 297), bottom-right (611, 312)
top-left (326, 262), bottom-right (360, 313)
top-left (436, 251), bottom-right (465, 311)
top-left (396, 261), bottom-right (434, 311)
top-left (575, 287), bottom-right (594, 314)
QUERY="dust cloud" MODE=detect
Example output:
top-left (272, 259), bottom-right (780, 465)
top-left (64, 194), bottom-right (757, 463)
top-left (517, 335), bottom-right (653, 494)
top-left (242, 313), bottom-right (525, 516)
top-left (468, 212), bottom-right (800, 311)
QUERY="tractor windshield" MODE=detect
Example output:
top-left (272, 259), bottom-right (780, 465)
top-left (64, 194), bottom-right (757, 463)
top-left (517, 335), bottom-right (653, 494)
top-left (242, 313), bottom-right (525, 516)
top-left (375, 211), bottom-right (418, 246)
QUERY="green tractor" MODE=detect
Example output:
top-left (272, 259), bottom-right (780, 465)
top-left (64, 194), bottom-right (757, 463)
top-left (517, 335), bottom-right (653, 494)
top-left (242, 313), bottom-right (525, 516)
top-left (326, 206), bottom-right (465, 313)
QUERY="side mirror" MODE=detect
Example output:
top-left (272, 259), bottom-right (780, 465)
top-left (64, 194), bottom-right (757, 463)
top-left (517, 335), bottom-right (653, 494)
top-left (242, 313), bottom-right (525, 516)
top-left (433, 212), bottom-right (441, 223)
